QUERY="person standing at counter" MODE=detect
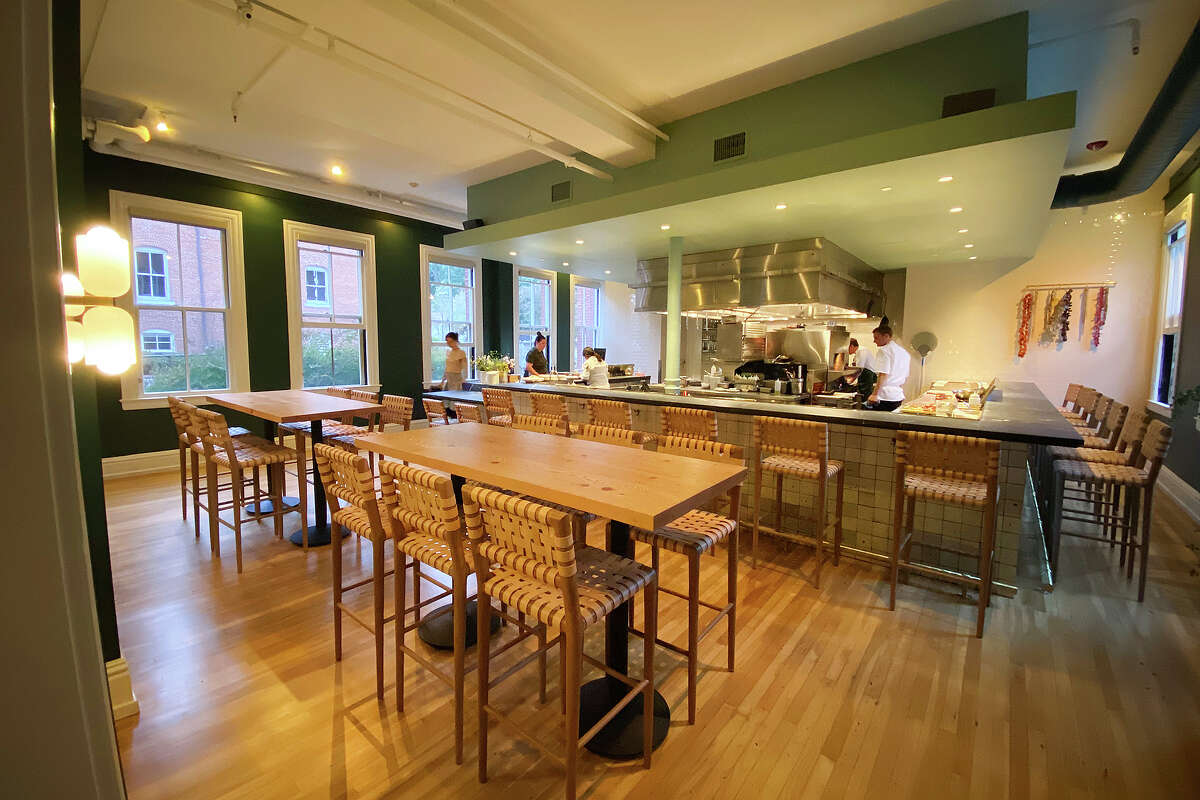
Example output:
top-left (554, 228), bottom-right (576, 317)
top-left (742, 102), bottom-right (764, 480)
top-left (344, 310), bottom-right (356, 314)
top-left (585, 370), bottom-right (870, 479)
top-left (578, 347), bottom-right (610, 388)
top-left (865, 323), bottom-right (910, 411)
top-left (525, 331), bottom-right (549, 376)
top-left (441, 331), bottom-right (468, 391)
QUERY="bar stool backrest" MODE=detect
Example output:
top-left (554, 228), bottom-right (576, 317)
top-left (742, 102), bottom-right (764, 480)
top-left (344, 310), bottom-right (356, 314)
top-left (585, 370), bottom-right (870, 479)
top-left (1099, 401), bottom-right (1129, 441)
top-left (462, 486), bottom-right (576, 597)
top-left (587, 398), bottom-right (633, 429)
top-left (896, 432), bottom-right (999, 485)
top-left (380, 394), bottom-right (414, 429)
top-left (179, 401), bottom-right (206, 447)
top-left (530, 393), bottom-right (569, 418)
top-left (1073, 387), bottom-right (1098, 417)
top-left (1115, 411), bottom-right (1151, 461)
top-left (347, 389), bottom-right (381, 428)
top-left (192, 406), bottom-right (239, 461)
top-left (1062, 383), bottom-right (1082, 408)
top-left (578, 424), bottom-right (644, 449)
top-left (378, 460), bottom-right (462, 547)
top-left (661, 406), bottom-right (717, 441)
top-left (481, 387), bottom-right (515, 417)
top-left (313, 443), bottom-right (385, 540)
top-left (1088, 395), bottom-right (1113, 429)
top-left (167, 396), bottom-right (191, 438)
top-left (754, 416), bottom-right (826, 460)
top-left (454, 403), bottom-right (483, 423)
top-left (1135, 420), bottom-right (1173, 481)
top-left (513, 413), bottom-right (571, 437)
top-left (657, 434), bottom-right (744, 465)
top-left (422, 398), bottom-right (449, 425)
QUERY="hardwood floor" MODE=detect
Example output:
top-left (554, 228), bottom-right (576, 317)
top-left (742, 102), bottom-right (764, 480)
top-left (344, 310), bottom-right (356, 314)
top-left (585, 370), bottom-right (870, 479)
top-left (107, 470), bottom-right (1200, 799)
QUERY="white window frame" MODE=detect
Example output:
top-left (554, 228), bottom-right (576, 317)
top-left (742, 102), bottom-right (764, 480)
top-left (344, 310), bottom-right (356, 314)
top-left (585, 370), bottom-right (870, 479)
top-left (133, 246), bottom-right (171, 303)
top-left (514, 267), bottom-right (557, 371)
top-left (1149, 194), bottom-right (1192, 415)
top-left (570, 275), bottom-right (603, 371)
top-left (140, 329), bottom-right (175, 354)
top-left (111, 191), bottom-right (250, 410)
top-left (304, 265), bottom-right (330, 307)
top-left (420, 245), bottom-right (483, 386)
top-left (283, 220), bottom-right (379, 391)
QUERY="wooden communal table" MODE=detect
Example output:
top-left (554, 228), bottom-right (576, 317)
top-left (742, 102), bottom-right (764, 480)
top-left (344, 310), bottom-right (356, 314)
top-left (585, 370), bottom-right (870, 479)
top-left (206, 390), bottom-right (384, 547)
top-left (355, 423), bottom-right (746, 758)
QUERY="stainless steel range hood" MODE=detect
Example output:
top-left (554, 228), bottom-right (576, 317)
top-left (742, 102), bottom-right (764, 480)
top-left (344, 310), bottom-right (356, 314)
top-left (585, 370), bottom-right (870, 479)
top-left (632, 238), bottom-right (884, 317)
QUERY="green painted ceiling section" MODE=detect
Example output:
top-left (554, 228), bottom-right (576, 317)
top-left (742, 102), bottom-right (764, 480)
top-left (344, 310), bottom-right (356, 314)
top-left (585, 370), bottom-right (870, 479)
top-left (446, 12), bottom-right (1078, 253)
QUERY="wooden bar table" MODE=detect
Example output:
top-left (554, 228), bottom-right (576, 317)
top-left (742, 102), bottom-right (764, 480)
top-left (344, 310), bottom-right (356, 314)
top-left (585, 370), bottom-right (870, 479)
top-left (356, 423), bottom-right (746, 758)
top-left (206, 390), bottom-right (383, 547)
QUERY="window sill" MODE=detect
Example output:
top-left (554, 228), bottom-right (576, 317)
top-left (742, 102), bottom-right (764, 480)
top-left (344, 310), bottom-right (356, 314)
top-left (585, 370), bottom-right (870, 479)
top-left (1146, 400), bottom-right (1173, 418)
top-left (119, 392), bottom-right (219, 411)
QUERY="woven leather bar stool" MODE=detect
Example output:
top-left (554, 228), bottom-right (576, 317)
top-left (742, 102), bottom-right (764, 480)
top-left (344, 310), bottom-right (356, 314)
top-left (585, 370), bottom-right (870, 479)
top-left (1058, 383), bottom-right (1082, 414)
top-left (890, 432), bottom-right (1000, 638)
top-left (192, 407), bottom-right (294, 573)
top-left (1049, 419), bottom-right (1171, 601)
top-left (1080, 400), bottom-right (1129, 450)
top-left (328, 393), bottom-right (411, 453)
top-left (453, 402), bottom-right (483, 423)
top-left (311, 444), bottom-right (397, 701)
top-left (532, 393), bottom-right (582, 434)
top-left (464, 487), bottom-right (657, 800)
top-left (587, 398), bottom-right (633, 429)
top-left (1072, 394), bottom-right (1112, 436)
top-left (481, 387), bottom-right (515, 427)
top-left (422, 397), bottom-right (451, 426)
top-left (1060, 386), bottom-right (1098, 424)
top-left (751, 416), bottom-right (844, 577)
top-left (628, 434), bottom-right (742, 724)
top-left (513, 412), bottom-right (571, 436)
top-left (167, 397), bottom-right (250, 532)
top-left (577, 424), bottom-right (649, 449)
top-left (661, 406), bottom-right (717, 441)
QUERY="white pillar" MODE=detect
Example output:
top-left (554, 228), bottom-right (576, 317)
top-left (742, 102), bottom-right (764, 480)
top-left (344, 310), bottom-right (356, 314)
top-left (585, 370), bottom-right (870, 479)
top-left (664, 235), bottom-right (683, 391)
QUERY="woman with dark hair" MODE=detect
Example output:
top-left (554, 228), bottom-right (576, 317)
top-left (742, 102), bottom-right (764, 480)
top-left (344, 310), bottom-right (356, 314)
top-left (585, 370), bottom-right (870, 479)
top-left (442, 331), bottom-right (467, 390)
top-left (579, 346), bottom-right (609, 388)
top-left (524, 331), bottom-right (549, 377)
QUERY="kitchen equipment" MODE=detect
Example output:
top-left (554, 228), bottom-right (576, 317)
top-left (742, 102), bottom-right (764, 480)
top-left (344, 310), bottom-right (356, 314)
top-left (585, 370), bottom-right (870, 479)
top-left (765, 326), bottom-right (849, 368)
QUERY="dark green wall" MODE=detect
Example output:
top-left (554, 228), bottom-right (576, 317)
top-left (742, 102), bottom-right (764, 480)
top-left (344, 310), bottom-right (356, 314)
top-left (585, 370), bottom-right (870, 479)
top-left (481, 259), bottom-right (514, 355)
top-left (556, 272), bottom-right (572, 371)
top-left (1161, 165), bottom-right (1200, 491)
top-left (55, 0), bottom-right (121, 663)
top-left (81, 150), bottom-right (453, 456)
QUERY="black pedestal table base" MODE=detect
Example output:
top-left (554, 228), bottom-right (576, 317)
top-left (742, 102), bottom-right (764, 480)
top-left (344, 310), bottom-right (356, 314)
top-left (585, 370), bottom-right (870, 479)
top-left (245, 496), bottom-right (300, 515)
top-left (579, 678), bottom-right (670, 757)
top-left (288, 524), bottom-right (347, 548)
top-left (417, 600), bottom-right (501, 649)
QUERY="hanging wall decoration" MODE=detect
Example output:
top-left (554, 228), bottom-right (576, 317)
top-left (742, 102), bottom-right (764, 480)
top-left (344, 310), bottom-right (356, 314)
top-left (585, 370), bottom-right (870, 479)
top-left (1091, 286), bottom-right (1109, 348)
top-left (1016, 291), bottom-right (1034, 358)
top-left (1039, 290), bottom-right (1059, 346)
top-left (1056, 289), bottom-right (1072, 343)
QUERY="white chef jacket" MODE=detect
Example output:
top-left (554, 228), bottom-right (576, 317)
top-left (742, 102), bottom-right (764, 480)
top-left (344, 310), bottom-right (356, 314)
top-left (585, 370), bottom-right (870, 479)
top-left (873, 340), bottom-right (911, 402)
top-left (580, 356), bottom-right (609, 388)
top-left (855, 346), bottom-right (877, 373)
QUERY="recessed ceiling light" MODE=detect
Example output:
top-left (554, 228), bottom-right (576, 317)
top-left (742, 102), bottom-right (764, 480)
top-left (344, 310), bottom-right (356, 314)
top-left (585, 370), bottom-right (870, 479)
top-left (949, 206), bottom-right (963, 213)
top-left (968, 256), bottom-right (977, 260)
top-left (660, 224), bottom-right (671, 230)
top-left (562, 261), bottom-right (569, 266)
top-left (575, 239), bottom-right (584, 245)
top-left (964, 243), bottom-right (974, 248)
top-left (957, 228), bottom-right (968, 233)
top-left (155, 121), bottom-right (170, 133)
top-left (775, 203), bottom-right (788, 210)
top-left (880, 186), bottom-right (893, 192)
top-left (604, 269), bottom-right (612, 274)
top-left (330, 165), bottom-right (344, 176)
top-left (938, 176), bottom-right (953, 183)
top-left (508, 251), bottom-right (517, 257)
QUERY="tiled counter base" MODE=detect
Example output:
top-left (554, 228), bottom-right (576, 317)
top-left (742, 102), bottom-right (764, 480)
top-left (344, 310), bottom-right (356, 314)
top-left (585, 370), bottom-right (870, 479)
top-left (511, 392), bottom-right (1031, 592)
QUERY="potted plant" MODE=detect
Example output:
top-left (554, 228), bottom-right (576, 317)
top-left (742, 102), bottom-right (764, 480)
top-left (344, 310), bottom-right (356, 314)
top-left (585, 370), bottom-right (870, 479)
top-left (474, 351), bottom-right (511, 385)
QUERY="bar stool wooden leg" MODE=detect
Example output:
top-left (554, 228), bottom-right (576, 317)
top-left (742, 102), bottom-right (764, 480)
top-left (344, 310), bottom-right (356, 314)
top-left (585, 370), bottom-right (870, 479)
top-left (833, 469), bottom-right (845, 565)
top-left (252, 467), bottom-right (261, 517)
top-left (179, 441), bottom-right (188, 520)
top-left (642, 575), bottom-right (657, 770)
top-left (271, 463), bottom-right (284, 540)
top-left (191, 449), bottom-right (202, 540)
top-left (976, 499), bottom-right (997, 638)
top-left (890, 468), bottom-right (905, 611)
top-left (452, 565), bottom-right (467, 764)
top-left (687, 550), bottom-right (700, 724)
top-left (902, 495), bottom-right (917, 584)
top-left (394, 544), bottom-right (405, 712)
top-left (477, 598), bottom-right (491, 785)
top-left (333, 522), bottom-right (343, 662)
top-left (563, 626), bottom-right (582, 800)
top-left (296, 433), bottom-right (308, 544)
top-left (232, 465), bottom-right (244, 574)
top-left (206, 459), bottom-right (220, 556)
top-left (412, 562), bottom-right (422, 624)
top-left (727, 489), bottom-right (740, 672)
top-left (1138, 486), bottom-right (1153, 602)
top-left (774, 473), bottom-right (784, 535)
top-left (752, 463), bottom-right (763, 569)
top-left (373, 536), bottom-right (385, 701)
top-left (815, 473), bottom-right (826, 589)
top-left (1126, 491), bottom-right (1140, 581)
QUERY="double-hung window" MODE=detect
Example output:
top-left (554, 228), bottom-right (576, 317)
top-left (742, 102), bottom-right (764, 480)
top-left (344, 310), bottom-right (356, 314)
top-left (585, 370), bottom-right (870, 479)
top-left (420, 245), bottom-right (482, 383)
top-left (110, 191), bottom-right (250, 408)
top-left (1152, 195), bottom-right (1192, 409)
top-left (571, 279), bottom-right (602, 370)
top-left (515, 268), bottom-right (555, 366)
top-left (283, 221), bottom-right (379, 389)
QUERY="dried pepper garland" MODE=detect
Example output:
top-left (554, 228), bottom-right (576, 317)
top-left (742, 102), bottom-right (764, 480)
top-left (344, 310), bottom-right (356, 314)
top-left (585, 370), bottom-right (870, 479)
top-left (1016, 292), bottom-right (1034, 357)
top-left (1091, 287), bottom-right (1109, 348)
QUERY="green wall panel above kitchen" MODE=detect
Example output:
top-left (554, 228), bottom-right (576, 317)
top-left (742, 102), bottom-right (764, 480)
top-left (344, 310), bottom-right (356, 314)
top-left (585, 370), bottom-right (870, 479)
top-left (455, 13), bottom-right (1033, 230)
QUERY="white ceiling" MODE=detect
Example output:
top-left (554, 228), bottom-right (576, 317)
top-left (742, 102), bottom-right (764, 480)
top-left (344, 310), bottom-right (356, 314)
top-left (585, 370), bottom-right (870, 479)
top-left (450, 129), bottom-right (1073, 283)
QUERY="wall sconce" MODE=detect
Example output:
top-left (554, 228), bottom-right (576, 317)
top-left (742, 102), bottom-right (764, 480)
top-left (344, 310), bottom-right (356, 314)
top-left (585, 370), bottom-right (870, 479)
top-left (63, 226), bottom-right (136, 375)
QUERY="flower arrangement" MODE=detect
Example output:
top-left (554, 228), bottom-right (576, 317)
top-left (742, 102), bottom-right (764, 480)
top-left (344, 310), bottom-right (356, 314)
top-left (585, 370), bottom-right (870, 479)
top-left (473, 351), bottom-right (514, 374)
top-left (1016, 292), bottom-right (1034, 358)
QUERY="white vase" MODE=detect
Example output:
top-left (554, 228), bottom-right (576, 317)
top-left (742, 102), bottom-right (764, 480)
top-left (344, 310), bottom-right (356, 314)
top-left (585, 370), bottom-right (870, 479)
top-left (481, 370), bottom-right (500, 385)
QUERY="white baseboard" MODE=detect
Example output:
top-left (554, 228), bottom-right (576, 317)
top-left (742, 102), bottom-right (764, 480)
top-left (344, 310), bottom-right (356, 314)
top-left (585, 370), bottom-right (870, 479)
top-left (1159, 467), bottom-right (1200, 524)
top-left (102, 449), bottom-right (178, 479)
top-left (106, 658), bottom-right (139, 721)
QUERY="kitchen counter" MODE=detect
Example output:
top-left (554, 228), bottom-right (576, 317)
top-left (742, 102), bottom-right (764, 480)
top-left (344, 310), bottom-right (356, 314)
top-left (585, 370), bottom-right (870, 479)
top-left (460, 380), bottom-right (1082, 446)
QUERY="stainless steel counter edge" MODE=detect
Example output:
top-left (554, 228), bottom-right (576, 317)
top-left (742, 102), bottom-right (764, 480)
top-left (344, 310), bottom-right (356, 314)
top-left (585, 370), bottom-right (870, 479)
top-left (445, 381), bottom-right (1085, 447)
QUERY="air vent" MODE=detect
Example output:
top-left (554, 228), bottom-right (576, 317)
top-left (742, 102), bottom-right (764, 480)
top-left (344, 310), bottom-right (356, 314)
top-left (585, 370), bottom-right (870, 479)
top-left (713, 132), bottom-right (747, 163)
top-left (550, 180), bottom-right (572, 203)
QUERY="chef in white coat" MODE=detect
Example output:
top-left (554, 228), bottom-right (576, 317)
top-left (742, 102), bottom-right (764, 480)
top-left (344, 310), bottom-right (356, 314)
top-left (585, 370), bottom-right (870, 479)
top-left (579, 347), bottom-right (610, 388)
top-left (865, 323), bottom-right (910, 411)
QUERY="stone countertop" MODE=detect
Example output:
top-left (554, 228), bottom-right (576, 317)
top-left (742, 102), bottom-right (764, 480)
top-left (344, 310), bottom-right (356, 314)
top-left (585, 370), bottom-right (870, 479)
top-left (439, 381), bottom-right (1083, 446)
